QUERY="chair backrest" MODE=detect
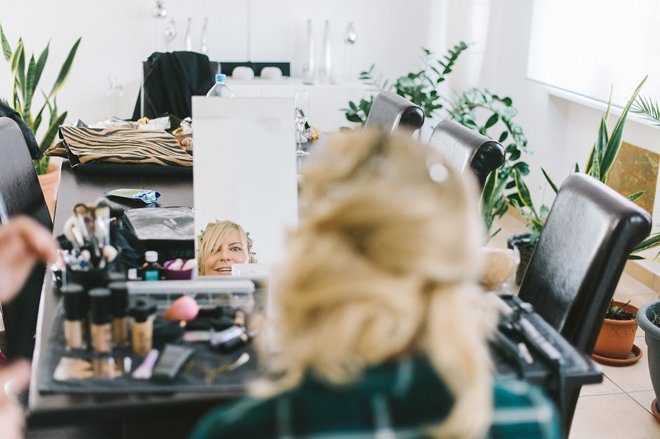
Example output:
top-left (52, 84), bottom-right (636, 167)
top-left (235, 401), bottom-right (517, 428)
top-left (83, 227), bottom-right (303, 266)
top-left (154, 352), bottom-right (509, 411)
top-left (364, 91), bottom-right (424, 132)
top-left (0, 117), bottom-right (52, 358)
top-left (518, 173), bottom-right (651, 354)
top-left (0, 118), bottom-right (51, 228)
top-left (429, 120), bottom-right (505, 187)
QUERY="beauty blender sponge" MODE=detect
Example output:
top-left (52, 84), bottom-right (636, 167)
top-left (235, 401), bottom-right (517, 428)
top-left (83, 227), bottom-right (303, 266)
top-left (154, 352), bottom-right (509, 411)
top-left (164, 296), bottom-right (199, 321)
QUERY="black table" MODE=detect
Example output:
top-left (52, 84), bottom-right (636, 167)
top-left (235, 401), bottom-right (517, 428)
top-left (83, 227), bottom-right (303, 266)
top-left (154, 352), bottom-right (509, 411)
top-left (27, 163), bottom-right (602, 430)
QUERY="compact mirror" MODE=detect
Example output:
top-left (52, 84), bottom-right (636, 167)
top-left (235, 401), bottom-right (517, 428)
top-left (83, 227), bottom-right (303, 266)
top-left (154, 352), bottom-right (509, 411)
top-left (192, 96), bottom-right (298, 278)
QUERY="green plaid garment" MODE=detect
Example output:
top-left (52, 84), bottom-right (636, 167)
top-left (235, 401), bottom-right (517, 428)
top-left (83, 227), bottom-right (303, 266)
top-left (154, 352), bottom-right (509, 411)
top-left (191, 356), bottom-right (560, 439)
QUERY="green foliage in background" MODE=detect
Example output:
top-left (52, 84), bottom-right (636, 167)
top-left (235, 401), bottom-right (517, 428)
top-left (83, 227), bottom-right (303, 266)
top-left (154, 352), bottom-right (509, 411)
top-left (633, 95), bottom-right (660, 127)
top-left (0, 24), bottom-right (80, 174)
top-left (341, 42), bottom-right (531, 239)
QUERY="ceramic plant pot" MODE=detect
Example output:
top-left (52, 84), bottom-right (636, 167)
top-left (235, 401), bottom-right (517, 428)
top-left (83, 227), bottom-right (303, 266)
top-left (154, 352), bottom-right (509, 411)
top-left (593, 301), bottom-right (639, 359)
top-left (507, 233), bottom-right (535, 285)
top-left (37, 158), bottom-right (62, 219)
top-left (637, 300), bottom-right (660, 422)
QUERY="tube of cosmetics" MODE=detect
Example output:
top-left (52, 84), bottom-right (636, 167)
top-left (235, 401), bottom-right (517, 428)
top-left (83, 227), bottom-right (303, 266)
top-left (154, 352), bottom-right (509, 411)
top-left (62, 283), bottom-right (86, 350)
top-left (130, 298), bottom-right (157, 356)
top-left (89, 288), bottom-right (113, 354)
top-left (109, 282), bottom-right (129, 346)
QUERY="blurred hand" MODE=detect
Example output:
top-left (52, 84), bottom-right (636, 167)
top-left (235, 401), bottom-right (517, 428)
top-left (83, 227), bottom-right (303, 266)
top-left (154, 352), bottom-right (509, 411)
top-left (0, 217), bottom-right (57, 303)
top-left (0, 360), bottom-right (31, 439)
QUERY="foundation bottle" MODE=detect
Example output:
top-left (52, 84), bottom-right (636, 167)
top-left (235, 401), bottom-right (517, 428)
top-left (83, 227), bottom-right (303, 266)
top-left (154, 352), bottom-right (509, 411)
top-left (109, 282), bottom-right (129, 346)
top-left (89, 288), bottom-right (113, 353)
top-left (62, 283), bottom-right (86, 350)
top-left (130, 298), bottom-right (156, 356)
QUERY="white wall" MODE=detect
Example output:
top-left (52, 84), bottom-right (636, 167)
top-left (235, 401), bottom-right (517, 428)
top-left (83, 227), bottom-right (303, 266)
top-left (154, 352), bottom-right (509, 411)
top-left (0, 0), bottom-right (447, 123)
top-left (478, 0), bottom-right (660, 215)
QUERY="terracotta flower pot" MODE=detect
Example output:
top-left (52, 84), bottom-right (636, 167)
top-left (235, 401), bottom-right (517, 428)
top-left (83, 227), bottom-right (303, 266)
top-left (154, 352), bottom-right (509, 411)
top-left (37, 158), bottom-right (62, 220)
top-left (593, 301), bottom-right (639, 359)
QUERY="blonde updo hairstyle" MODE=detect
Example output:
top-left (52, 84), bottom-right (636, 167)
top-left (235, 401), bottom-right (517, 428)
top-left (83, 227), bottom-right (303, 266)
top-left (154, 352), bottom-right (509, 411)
top-left (262, 130), bottom-right (496, 438)
top-left (198, 220), bottom-right (256, 275)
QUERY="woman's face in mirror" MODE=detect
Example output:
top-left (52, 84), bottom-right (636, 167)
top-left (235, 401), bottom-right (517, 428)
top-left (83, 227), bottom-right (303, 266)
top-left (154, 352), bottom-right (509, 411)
top-left (203, 230), bottom-right (247, 275)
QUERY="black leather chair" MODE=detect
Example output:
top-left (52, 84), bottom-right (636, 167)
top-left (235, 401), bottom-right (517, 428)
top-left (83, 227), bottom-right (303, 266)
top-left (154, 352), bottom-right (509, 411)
top-left (0, 117), bottom-right (53, 359)
top-left (364, 91), bottom-right (425, 132)
top-left (518, 173), bottom-right (651, 432)
top-left (429, 120), bottom-right (505, 187)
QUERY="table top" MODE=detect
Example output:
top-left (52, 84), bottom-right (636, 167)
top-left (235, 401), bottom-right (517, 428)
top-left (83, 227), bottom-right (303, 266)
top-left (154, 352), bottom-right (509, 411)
top-left (27, 162), bottom-right (602, 428)
top-left (27, 164), bottom-right (239, 427)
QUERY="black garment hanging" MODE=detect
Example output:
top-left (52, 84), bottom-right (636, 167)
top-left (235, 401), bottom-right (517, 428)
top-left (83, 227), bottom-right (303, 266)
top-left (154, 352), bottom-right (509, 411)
top-left (132, 51), bottom-right (215, 121)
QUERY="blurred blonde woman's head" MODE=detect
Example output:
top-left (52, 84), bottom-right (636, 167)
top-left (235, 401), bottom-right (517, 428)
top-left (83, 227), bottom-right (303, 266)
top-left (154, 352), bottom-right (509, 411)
top-left (260, 130), bottom-right (496, 438)
top-left (198, 220), bottom-right (256, 275)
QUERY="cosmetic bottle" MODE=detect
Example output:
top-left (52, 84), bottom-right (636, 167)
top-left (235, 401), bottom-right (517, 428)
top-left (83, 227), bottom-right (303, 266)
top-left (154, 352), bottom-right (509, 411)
top-left (142, 251), bottom-right (163, 281)
top-left (130, 298), bottom-right (157, 356)
top-left (62, 283), bottom-right (86, 350)
top-left (109, 282), bottom-right (129, 345)
top-left (89, 288), bottom-right (113, 353)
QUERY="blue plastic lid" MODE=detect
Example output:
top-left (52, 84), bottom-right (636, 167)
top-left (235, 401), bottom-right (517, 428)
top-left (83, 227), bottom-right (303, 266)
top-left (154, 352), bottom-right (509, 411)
top-left (215, 73), bottom-right (227, 83)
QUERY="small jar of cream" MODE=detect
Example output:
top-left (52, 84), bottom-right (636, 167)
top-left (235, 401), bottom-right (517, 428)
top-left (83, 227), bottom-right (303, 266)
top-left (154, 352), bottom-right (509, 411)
top-left (109, 282), bottom-right (129, 346)
top-left (130, 298), bottom-right (157, 356)
top-left (89, 288), bottom-right (113, 353)
top-left (62, 283), bottom-right (86, 350)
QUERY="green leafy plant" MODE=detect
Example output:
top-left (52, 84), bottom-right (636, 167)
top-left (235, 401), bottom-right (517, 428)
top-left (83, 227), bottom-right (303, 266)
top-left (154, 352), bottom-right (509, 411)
top-left (341, 43), bottom-right (531, 238)
top-left (448, 89), bottom-right (531, 238)
top-left (632, 95), bottom-right (660, 126)
top-left (341, 42), bottom-right (469, 125)
top-left (0, 24), bottom-right (80, 174)
top-left (604, 300), bottom-right (635, 320)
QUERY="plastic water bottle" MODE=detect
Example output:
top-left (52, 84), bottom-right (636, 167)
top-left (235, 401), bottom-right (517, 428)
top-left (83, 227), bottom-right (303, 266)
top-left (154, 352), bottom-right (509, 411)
top-left (206, 73), bottom-right (235, 98)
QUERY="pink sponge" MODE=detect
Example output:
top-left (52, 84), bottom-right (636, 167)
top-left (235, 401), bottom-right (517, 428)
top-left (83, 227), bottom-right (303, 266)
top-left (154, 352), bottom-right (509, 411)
top-left (164, 295), bottom-right (199, 322)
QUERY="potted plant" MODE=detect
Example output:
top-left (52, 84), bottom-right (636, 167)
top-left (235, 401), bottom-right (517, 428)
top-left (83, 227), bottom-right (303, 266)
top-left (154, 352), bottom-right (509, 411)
top-left (637, 299), bottom-right (660, 422)
top-left (592, 300), bottom-right (640, 363)
top-left (0, 24), bottom-right (80, 218)
top-left (511, 77), bottom-right (660, 286)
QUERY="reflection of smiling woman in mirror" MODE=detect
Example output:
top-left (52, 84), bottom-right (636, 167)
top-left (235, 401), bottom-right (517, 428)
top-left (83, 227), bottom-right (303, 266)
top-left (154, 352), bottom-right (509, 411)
top-left (198, 220), bottom-right (256, 275)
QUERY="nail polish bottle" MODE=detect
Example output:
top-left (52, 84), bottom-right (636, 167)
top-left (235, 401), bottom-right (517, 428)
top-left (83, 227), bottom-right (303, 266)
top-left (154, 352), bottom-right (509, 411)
top-left (109, 282), bottom-right (129, 346)
top-left (89, 288), bottom-right (113, 353)
top-left (130, 298), bottom-right (157, 356)
top-left (62, 283), bottom-right (86, 350)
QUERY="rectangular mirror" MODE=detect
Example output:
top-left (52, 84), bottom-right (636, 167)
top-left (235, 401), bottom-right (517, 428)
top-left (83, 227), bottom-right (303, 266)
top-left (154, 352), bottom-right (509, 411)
top-left (193, 96), bottom-right (298, 277)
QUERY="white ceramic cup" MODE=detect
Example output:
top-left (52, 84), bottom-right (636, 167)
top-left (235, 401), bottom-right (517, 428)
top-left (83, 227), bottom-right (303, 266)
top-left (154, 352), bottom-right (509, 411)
top-left (231, 66), bottom-right (255, 80)
top-left (261, 67), bottom-right (283, 80)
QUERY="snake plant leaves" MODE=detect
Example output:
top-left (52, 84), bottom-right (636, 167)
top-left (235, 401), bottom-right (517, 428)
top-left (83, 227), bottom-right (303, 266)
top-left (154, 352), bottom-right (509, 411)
top-left (599, 76), bottom-right (647, 181)
top-left (0, 24), bottom-right (11, 61)
top-left (23, 55), bottom-right (36, 119)
top-left (541, 168), bottom-right (558, 194)
top-left (628, 191), bottom-right (644, 203)
top-left (591, 117), bottom-right (608, 181)
top-left (40, 110), bottom-right (66, 153)
top-left (50, 37), bottom-right (81, 97)
top-left (632, 232), bottom-right (660, 254)
top-left (514, 169), bottom-right (535, 212)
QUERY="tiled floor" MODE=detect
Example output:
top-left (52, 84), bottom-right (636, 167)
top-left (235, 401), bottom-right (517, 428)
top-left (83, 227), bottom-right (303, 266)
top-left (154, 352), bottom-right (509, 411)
top-left (570, 275), bottom-right (659, 438)
top-left (490, 214), bottom-right (660, 438)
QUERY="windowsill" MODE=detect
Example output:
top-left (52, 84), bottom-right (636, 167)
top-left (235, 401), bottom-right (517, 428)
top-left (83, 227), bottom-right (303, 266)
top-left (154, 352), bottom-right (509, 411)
top-left (544, 85), bottom-right (660, 131)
